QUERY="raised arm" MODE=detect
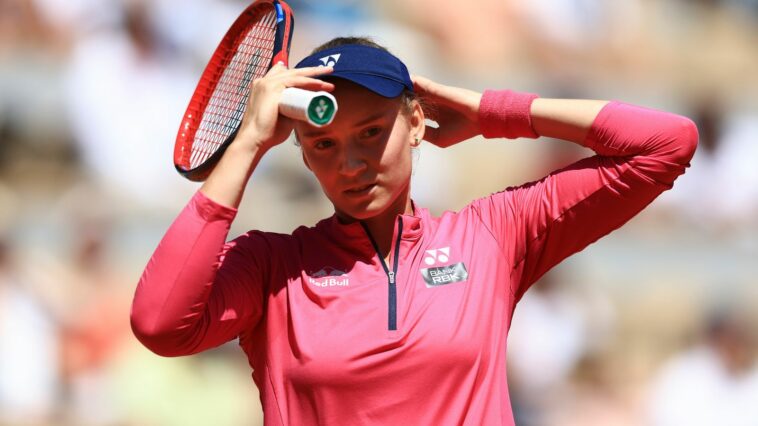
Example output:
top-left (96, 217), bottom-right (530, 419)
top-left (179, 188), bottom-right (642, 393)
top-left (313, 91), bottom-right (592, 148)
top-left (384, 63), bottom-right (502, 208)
top-left (530, 98), bottom-right (609, 142)
top-left (130, 193), bottom-right (266, 356)
top-left (488, 93), bottom-right (697, 300)
top-left (130, 64), bottom-right (333, 356)
top-left (413, 78), bottom-right (698, 301)
top-left (200, 63), bottom-right (334, 208)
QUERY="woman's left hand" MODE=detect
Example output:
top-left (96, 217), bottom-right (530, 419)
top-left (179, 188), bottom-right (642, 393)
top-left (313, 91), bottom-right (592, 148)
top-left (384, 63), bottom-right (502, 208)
top-left (412, 75), bottom-right (482, 148)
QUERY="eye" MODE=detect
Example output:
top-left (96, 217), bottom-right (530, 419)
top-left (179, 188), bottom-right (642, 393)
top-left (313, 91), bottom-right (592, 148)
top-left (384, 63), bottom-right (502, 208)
top-left (360, 126), bottom-right (383, 139)
top-left (314, 139), bottom-right (334, 150)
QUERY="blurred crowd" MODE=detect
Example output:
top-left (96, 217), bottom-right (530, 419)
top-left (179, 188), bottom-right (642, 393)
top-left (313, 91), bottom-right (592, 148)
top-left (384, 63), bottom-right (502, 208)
top-left (1, 0), bottom-right (757, 425)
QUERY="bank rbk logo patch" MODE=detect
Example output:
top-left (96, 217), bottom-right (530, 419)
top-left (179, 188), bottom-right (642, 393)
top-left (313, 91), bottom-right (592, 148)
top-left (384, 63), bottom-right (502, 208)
top-left (420, 247), bottom-right (469, 288)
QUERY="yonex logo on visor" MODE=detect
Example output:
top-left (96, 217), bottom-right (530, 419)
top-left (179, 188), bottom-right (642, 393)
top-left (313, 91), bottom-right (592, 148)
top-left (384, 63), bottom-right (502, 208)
top-left (319, 54), bottom-right (341, 67)
top-left (295, 44), bottom-right (414, 98)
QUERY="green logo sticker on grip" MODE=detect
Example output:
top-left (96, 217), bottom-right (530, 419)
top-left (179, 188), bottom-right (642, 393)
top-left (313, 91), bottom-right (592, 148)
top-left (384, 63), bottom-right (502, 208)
top-left (308, 95), bottom-right (335, 126)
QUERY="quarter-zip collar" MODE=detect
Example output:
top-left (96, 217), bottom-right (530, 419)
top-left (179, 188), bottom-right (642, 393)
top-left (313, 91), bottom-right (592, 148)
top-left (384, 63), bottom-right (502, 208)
top-left (316, 199), bottom-right (426, 244)
top-left (360, 217), bottom-right (403, 330)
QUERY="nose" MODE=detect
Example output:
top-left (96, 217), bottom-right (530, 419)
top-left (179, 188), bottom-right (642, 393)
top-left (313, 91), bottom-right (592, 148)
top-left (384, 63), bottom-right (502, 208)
top-left (338, 141), bottom-right (367, 177)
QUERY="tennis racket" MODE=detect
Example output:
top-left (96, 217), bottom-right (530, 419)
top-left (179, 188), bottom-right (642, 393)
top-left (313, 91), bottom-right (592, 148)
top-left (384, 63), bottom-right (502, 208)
top-left (173, 0), bottom-right (337, 182)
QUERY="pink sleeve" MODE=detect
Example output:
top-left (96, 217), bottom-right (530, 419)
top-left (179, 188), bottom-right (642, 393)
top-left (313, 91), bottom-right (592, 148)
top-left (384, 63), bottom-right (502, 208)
top-left (470, 98), bottom-right (699, 301)
top-left (130, 190), bottom-right (267, 357)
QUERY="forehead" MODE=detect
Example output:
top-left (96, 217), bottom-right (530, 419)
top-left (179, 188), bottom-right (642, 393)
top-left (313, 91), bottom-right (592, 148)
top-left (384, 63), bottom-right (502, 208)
top-left (295, 79), bottom-right (402, 137)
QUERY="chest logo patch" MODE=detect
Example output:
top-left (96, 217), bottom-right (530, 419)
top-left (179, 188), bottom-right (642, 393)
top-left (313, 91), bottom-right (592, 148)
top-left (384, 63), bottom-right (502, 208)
top-left (424, 247), bottom-right (450, 265)
top-left (421, 263), bottom-right (469, 287)
top-left (308, 266), bottom-right (349, 287)
top-left (420, 247), bottom-right (468, 287)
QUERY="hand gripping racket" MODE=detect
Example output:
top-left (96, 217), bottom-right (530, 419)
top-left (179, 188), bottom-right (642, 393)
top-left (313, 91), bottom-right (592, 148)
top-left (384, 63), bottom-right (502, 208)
top-left (173, 0), bottom-right (337, 181)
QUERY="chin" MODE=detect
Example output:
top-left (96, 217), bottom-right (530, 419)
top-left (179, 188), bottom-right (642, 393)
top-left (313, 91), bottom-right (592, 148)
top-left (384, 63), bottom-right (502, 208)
top-left (335, 193), bottom-right (392, 220)
top-left (340, 200), bottom-right (384, 220)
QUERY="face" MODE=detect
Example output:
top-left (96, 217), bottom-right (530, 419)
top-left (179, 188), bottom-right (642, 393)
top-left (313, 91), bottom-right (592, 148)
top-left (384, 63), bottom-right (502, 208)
top-left (294, 80), bottom-right (424, 221)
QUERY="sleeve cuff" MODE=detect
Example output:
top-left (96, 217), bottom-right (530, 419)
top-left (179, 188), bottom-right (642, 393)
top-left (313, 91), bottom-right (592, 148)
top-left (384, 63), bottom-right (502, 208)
top-left (191, 190), bottom-right (238, 222)
top-left (582, 101), bottom-right (623, 151)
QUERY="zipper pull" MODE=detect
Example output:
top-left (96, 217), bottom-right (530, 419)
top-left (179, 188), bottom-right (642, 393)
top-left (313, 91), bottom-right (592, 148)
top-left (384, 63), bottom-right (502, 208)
top-left (388, 271), bottom-right (395, 285)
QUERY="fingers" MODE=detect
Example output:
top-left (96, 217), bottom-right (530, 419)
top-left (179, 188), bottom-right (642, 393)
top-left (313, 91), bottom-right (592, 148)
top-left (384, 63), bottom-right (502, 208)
top-left (414, 75), bottom-right (459, 102)
top-left (259, 65), bottom-right (335, 92)
top-left (411, 74), bottom-right (435, 95)
top-left (411, 75), bottom-right (460, 110)
top-left (268, 63), bottom-right (333, 78)
top-left (257, 75), bottom-right (334, 93)
top-left (423, 124), bottom-right (441, 144)
top-left (284, 76), bottom-right (335, 92)
top-left (270, 61), bottom-right (287, 71)
top-left (412, 75), bottom-right (456, 101)
top-left (295, 65), bottom-right (334, 78)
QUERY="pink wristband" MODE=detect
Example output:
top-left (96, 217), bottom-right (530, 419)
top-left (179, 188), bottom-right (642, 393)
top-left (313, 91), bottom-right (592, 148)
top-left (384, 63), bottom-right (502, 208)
top-left (479, 89), bottom-right (540, 139)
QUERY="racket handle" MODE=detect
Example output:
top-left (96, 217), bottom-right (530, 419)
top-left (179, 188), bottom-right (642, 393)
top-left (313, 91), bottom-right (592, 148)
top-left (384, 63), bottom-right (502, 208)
top-left (279, 87), bottom-right (338, 127)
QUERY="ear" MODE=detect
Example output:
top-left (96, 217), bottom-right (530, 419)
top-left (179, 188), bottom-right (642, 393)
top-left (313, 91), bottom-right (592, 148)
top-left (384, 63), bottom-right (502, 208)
top-left (408, 100), bottom-right (425, 147)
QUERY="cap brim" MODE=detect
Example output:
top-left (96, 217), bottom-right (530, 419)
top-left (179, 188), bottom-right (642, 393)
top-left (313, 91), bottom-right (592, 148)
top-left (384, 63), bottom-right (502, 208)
top-left (327, 72), bottom-right (407, 98)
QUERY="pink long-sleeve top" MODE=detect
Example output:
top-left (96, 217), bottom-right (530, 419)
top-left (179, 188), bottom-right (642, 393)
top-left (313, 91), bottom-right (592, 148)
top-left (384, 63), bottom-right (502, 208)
top-left (131, 94), bottom-right (698, 425)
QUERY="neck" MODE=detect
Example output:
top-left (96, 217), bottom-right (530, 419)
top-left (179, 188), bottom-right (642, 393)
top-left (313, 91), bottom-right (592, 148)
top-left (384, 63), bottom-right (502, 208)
top-left (338, 187), bottom-right (413, 260)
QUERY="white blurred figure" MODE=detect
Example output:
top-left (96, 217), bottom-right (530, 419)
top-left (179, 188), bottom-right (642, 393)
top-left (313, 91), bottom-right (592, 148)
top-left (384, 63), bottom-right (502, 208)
top-left (508, 277), bottom-right (587, 392)
top-left (656, 98), bottom-right (758, 234)
top-left (518, 0), bottom-right (636, 46)
top-left (647, 311), bottom-right (758, 426)
top-left (63, 0), bottom-right (197, 209)
top-left (32, 0), bottom-right (120, 36)
top-left (0, 239), bottom-right (60, 425)
top-left (146, 0), bottom-right (247, 63)
top-left (515, 0), bottom-right (642, 57)
top-left (506, 269), bottom-right (615, 425)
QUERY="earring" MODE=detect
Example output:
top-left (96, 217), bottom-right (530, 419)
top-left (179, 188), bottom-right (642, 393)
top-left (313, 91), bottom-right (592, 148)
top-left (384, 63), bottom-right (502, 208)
top-left (414, 136), bottom-right (420, 145)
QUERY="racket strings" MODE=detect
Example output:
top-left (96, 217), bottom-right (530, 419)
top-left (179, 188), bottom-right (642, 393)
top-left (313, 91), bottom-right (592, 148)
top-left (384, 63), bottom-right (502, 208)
top-left (190, 9), bottom-right (277, 169)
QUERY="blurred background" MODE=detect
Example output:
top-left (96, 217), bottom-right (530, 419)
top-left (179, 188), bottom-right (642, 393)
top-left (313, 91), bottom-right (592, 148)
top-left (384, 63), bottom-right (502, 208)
top-left (1, 0), bottom-right (757, 424)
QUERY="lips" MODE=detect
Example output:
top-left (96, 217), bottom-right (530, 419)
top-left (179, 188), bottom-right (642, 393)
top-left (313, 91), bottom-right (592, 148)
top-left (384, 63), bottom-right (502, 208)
top-left (344, 182), bottom-right (376, 197)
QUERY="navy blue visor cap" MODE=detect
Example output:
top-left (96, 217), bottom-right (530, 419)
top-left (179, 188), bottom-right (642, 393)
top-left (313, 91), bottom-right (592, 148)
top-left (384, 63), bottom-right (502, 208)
top-left (294, 44), bottom-right (414, 98)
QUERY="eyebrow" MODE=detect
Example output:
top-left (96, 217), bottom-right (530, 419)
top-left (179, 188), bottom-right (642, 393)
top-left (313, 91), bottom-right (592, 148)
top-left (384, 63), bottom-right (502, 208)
top-left (301, 111), bottom-right (389, 138)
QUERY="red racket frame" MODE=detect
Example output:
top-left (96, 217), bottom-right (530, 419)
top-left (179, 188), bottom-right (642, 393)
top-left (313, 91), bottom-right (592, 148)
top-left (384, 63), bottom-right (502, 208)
top-left (173, 0), bottom-right (294, 181)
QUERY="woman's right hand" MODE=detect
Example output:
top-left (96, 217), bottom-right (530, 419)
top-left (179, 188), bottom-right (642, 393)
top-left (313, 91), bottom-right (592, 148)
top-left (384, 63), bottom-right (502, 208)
top-left (200, 63), bottom-right (334, 209)
top-left (235, 63), bottom-right (335, 152)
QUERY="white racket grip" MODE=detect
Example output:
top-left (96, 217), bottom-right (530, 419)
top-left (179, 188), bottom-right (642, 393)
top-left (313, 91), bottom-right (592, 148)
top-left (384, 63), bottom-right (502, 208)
top-left (279, 87), bottom-right (338, 127)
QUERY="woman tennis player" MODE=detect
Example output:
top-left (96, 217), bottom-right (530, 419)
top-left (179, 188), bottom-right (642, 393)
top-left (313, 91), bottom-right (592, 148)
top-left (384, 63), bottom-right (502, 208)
top-left (131, 37), bottom-right (698, 425)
